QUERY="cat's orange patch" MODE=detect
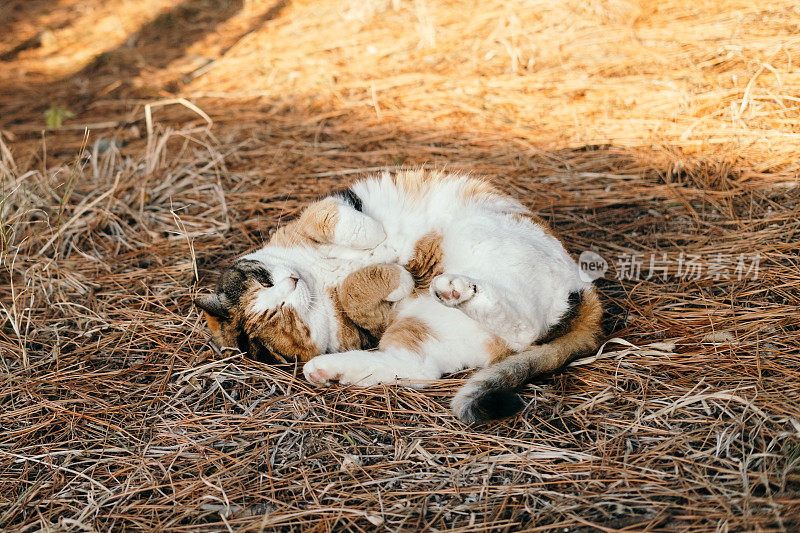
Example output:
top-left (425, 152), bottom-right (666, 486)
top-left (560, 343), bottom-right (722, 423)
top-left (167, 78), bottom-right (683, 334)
top-left (269, 226), bottom-right (299, 247)
top-left (405, 231), bottom-right (444, 292)
top-left (393, 169), bottom-right (502, 204)
top-left (337, 264), bottom-right (405, 337)
top-left (200, 308), bottom-right (240, 350)
top-left (306, 198), bottom-right (340, 240)
top-left (266, 307), bottom-right (319, 362)
top-left (379, 316), bottom-right (435, 353)
top-left (461, 179), bottom-right (501, 201)
top-left (555, 286), bottom-right (603, 356)
top-left (328, 286), bottom-right (371, 351)
top-left (392, 169), bottom-right (447, 200)
top-left (270, 198), bottom-right (340, 247)
top-left (520, 286), bottom-right (603, 376)
top-left (240, 289), bottom-right (319, 362)
top-left (486, 335), bottom-right (513, 363)
top-left (203, 311), bottom-right (222, 339)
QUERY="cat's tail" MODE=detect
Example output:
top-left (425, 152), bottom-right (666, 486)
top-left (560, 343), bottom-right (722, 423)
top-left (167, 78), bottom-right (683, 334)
top-left (451, 286), bottom-right (603, 424)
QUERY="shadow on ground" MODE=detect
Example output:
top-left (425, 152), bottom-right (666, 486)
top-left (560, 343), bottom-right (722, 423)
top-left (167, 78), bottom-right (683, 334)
top-left (0, 0), bottom-right (289, 127)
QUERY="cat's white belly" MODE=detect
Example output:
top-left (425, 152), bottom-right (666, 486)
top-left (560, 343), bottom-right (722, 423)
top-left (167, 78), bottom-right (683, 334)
top-left (395, 295), bottom-right (495, 372)
top-left (363, 206), bottom-right (586, 343)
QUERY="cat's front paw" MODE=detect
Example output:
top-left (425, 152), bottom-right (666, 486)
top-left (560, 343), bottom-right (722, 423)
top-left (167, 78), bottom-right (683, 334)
top-left (304, 355), bottom-right (340, 384)
top-left (367, 241), bottom-right (400, 264)
top-left (303, 352), bottom-right (383, 386)
top-left (334, 213), bottom-right (386, 250)
top-left (431, 274), bottom-right (477, 307)
top-left (385, 267), bottom-right (414, 302)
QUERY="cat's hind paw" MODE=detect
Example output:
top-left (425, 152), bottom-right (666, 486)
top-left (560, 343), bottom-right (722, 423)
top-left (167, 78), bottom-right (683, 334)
top-left (431, 274), bottom-right (477, 307)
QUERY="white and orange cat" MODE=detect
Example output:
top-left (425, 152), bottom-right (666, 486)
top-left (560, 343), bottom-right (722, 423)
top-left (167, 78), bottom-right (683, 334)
top-left (196, 170), bottom-right (602, 423)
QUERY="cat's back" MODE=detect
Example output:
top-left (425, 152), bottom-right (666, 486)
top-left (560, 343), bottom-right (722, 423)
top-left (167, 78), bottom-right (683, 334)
top-left (370, 170), bottom-right (584, 296)
top-left (352, 169), bottom-right (524, 230)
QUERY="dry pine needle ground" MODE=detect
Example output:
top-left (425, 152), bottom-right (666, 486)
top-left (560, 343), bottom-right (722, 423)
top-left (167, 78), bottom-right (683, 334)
top-left (1, 0), bottom-right (799, 530)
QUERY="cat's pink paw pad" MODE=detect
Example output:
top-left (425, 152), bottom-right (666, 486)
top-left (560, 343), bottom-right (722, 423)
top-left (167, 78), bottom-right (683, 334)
top-left (431, 275), bottom-right (477, 306)
top-left (304, 361), bottom-right (341, 384)
top-left (437, 288), bottom-right (460, 301)
top-left (307, 369), bottom-right (329, 383)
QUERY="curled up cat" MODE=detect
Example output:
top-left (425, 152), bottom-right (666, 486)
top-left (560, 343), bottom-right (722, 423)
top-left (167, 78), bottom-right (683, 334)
top-left (196, 170), bottom-right (603, 424)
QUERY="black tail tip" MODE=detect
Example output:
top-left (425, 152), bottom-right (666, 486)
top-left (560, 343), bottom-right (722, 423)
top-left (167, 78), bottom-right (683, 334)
top-left (457, 389), bottom-right (526, 425)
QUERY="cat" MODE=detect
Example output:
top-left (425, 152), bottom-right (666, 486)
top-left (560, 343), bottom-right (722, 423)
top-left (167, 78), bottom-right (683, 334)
top-left (196, 170), bottom-right (603, 423)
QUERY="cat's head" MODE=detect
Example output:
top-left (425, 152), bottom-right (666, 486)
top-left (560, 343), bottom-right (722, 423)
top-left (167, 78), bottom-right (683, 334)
top-left (195, 254), bottom-right (328, 363)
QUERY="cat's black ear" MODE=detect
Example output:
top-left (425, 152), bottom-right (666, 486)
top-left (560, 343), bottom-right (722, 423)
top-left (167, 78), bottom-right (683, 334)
top-left (195, 294), bottom-right (230, 319)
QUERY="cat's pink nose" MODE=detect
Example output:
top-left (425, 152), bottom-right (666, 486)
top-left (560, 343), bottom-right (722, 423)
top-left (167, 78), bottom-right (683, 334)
top-left (287, 276), bottom-right (298, 290)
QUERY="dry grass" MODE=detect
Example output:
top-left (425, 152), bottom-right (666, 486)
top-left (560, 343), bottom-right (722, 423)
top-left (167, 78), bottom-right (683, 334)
top-left (1, 0), bottom-right (800, 530)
